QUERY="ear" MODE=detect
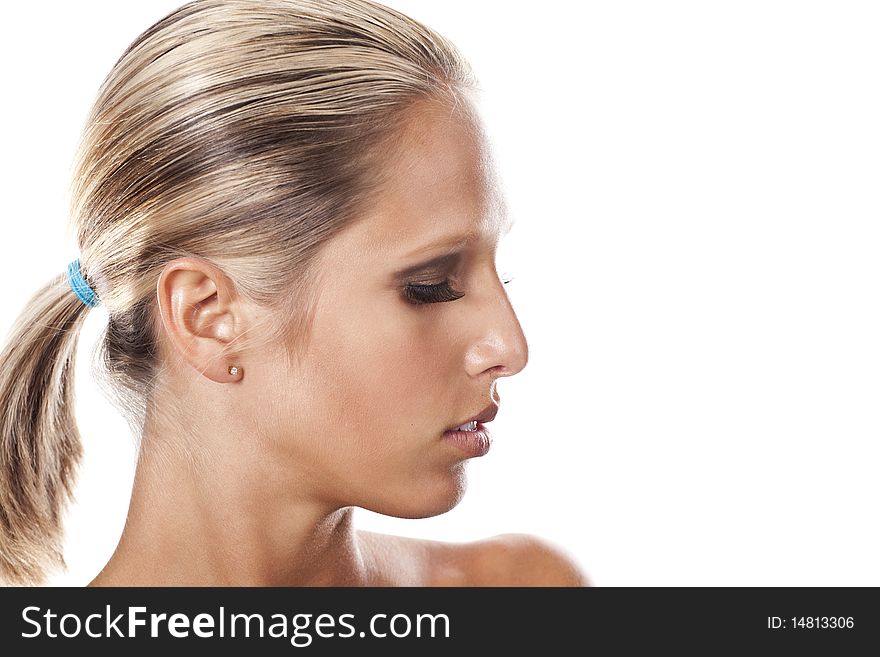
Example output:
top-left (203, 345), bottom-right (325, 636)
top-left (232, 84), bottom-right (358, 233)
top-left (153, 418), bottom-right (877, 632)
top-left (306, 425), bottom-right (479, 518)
top-left (156, 256), bottom-right (247, 383)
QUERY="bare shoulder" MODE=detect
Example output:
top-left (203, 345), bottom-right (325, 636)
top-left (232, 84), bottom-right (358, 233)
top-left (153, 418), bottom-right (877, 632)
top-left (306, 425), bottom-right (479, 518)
top-left (468, 533), bottom-right (591, 586)
top-left (357, 530), bottom-right (590, 587)
top-left (357, 530), bottom-right (477, 586)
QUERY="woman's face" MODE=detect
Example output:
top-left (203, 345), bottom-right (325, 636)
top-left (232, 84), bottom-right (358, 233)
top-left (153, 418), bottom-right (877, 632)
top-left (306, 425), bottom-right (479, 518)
top-left (263, 100), bottom-right (528, 518)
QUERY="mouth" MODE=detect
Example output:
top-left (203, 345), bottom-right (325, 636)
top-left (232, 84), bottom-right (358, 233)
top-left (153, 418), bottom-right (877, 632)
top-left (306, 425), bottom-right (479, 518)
top-left (442, 403), bottom-right (499, 458)
top-left (445, 403), bottom-right (499, 432)
top-left (442, 423), bottom-right (492, 458)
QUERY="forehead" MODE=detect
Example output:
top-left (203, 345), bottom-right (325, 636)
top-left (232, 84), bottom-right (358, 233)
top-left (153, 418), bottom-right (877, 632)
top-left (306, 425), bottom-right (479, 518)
top-left (356, 98), bottom-right (509, 254)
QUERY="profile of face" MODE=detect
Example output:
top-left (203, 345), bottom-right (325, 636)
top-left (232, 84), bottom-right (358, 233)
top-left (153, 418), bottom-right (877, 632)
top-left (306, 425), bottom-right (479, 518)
top-left (237, 99), bottom-right (528, 520)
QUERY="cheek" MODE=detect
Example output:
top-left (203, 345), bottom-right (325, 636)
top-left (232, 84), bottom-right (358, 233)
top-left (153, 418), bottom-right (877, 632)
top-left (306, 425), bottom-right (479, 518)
top-left (269, 301), bottom-right (471, 513)
top-left (310, 306), bottom-right (452, 433)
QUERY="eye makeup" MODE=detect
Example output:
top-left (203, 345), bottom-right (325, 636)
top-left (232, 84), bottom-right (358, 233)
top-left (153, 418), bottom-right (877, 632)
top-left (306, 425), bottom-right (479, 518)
top-left (393, 250), bottom-right (463, 306)
top-left (403, 280), bottom-right (465, 305)
top-left (393, 241), bottom-right (513, 306)
top-left (401, 272), bottom-right (514, 306)
top-left (393, 252), bottom-right (463, 281)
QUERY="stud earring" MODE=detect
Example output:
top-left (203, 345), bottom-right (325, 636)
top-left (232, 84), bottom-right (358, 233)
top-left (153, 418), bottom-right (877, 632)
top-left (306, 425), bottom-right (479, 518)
top-left (228, 365), bottom-right (241, 377)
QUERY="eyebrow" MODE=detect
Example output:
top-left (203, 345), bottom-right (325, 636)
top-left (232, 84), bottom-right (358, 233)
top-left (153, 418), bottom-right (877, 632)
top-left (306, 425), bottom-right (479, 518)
top-left (391, 216), bottom-right (515, 281)
top-left (394, 251), bottom-right (464, 280)
top-left (401, 215), bottom-right (516, 261)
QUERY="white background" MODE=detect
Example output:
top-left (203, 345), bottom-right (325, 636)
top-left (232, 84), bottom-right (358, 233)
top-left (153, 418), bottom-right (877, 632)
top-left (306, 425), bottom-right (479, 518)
top-left (1, 1), bottom-right (878, 586)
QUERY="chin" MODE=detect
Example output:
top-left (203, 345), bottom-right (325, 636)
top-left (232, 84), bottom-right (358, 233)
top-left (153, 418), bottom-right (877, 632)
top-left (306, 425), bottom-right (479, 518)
top-left (364, 464), bottom-right (468, 519)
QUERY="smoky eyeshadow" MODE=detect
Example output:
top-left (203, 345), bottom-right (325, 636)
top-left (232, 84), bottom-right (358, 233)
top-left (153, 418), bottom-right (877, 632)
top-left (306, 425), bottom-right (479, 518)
top-left (392, 251), bottom-right (463, 283)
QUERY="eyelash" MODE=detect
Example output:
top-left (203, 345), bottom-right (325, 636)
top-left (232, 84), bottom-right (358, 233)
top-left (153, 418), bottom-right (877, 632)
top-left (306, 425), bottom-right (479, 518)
top-left (403, 274), bottom-right (514, 306)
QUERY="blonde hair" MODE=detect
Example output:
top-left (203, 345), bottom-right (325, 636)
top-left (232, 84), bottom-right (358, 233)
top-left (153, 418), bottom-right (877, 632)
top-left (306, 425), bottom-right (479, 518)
top-left (0, 0), bottom-right (476, 585)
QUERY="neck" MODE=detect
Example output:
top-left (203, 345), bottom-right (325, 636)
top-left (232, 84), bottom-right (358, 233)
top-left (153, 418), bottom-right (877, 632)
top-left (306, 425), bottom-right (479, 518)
top-left (90, 408), bottom-right (372, 587)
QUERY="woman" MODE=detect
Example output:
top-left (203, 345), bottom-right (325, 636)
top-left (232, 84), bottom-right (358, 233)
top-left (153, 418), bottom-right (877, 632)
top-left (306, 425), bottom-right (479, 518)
top-left (0, 0), bottom-right (588, 586)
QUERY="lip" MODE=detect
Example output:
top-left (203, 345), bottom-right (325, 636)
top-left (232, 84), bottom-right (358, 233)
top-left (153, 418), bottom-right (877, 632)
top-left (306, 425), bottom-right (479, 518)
top-left (442, 422), bottom-right (492, 458)
top-left (446, 403), bottom-right (499, 432)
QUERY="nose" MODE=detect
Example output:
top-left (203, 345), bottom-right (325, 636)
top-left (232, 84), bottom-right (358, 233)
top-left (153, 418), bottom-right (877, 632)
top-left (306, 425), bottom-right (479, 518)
top-left (463, 275), bottom-right (529, 380)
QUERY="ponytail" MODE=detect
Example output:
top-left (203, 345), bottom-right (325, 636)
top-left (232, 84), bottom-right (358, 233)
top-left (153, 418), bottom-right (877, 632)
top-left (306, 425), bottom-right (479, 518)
top-left (0, 270), bottom-right (93, 585)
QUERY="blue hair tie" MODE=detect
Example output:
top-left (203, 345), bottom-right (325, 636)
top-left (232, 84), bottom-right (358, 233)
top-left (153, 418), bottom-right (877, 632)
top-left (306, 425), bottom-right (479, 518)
top-left (67, 259), bottom-right (100, 308)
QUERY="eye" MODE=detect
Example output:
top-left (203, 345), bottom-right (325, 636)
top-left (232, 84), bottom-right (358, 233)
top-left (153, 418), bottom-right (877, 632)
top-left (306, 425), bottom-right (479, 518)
top-left (403, 280), bottom-right (465, 305)
top-left (402, 272), bottom-right (515, 306)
